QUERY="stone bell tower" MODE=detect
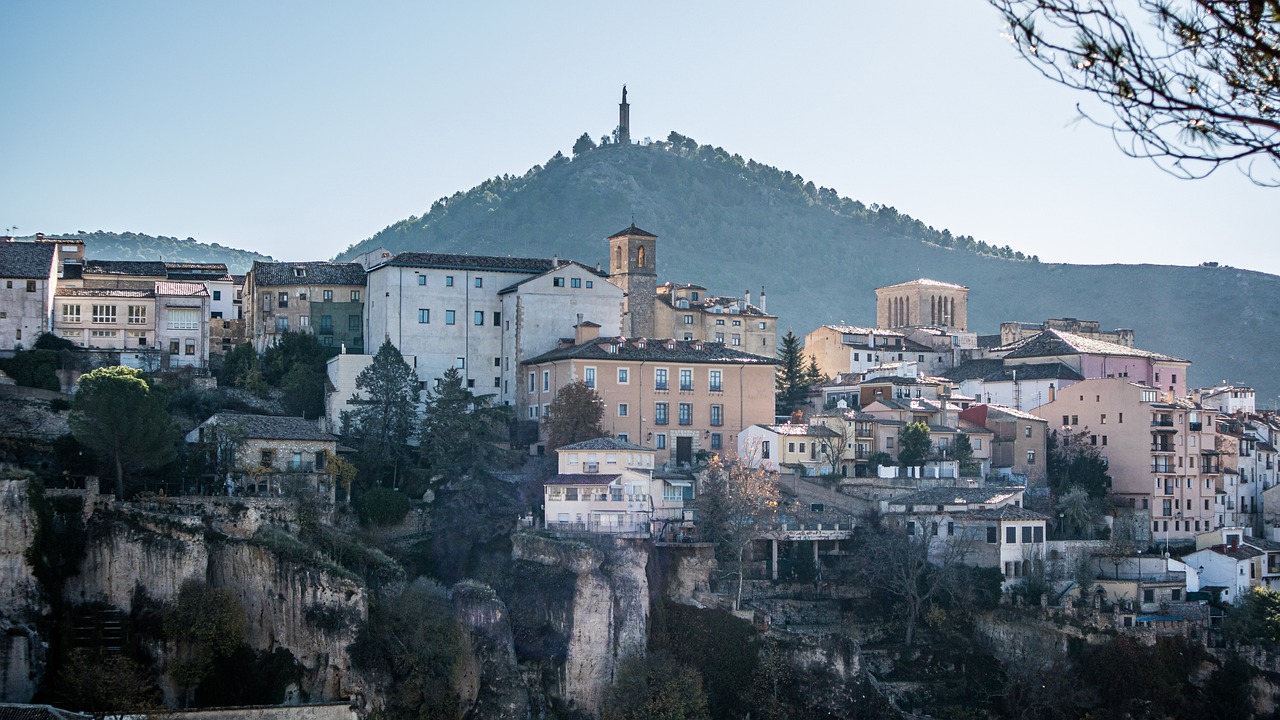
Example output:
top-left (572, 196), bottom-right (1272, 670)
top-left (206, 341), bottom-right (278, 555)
top-left (608, 223), bottom-right (657, 337)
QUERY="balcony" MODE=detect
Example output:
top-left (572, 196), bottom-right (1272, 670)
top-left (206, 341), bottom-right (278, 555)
top-left (1151, 443), bottom-right (1174, 453)
top-left (1154, 462), bottom-right (1174, 474)
top-left (1201, 463), bottom-right (1220, 474)
top-left (1151, 418), bottom-right (1174, 427)
top-left (1189, 422), bottom-right (1203, 431)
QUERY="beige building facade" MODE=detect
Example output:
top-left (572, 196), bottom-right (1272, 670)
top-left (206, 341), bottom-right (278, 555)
top-left (875, 278), bottom-right (969, 332)
top-left (653, 283), bottom-right (776, 357)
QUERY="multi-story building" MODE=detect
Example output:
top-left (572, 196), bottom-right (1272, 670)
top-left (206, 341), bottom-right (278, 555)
top-left (243, 261), bottom-right (366, 353)
top-left (944, 359), bottom-right (1084, 412)
top-left (957, 404), bottom-right (1049, 485)
top-left (54, 287), bottom-right (156, 355)
top-left (804, 325), bottom-right (953, 380)
top-left (653, 283), bottom-right (776, 357)
top-left (154, 282), bottom-right (211, 369)
top-left (999, 318), bottom-right (1134, 348)
top-left (0, 237), bottom-right (83, 350)
top-left (543, 437), bottom-right (688, 536)
top-left (363, 251), bottom-right (622, 402)
top-left (1002, 329), bottom-right (1190, 398)
top-left (1033, 377), bottom-right (1221, 542)
top-left (521, 325), bottom-right (775, 465)
top-left (738, 422), bottom-right (842, 476)
top-left (875, 278), bottom-right (969, 332)
top-left (1198, 385), bottom-right (1256, 415)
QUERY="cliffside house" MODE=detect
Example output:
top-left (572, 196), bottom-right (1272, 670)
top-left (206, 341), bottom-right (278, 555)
top-left (243, 261), bottom-right (367, 353)
top-left (186, 412), bottom-right (339, 500)
top-left (544, 437), bottom-right (672, 536)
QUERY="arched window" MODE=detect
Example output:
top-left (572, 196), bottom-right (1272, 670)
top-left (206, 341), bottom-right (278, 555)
top-left (636, 246), bottom-right (646, 268)
top-left (615, 246), bottom-right (622, 269)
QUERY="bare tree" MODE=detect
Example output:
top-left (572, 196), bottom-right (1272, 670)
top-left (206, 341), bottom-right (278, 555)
top-left (862, 517), bottom-right (977, 645)
top-left (694, 452), bottom-right (782, 610)
top-left (990, 0), bottom-right (1280, 185)
top-left (818, 413), bottom-right (856, 476)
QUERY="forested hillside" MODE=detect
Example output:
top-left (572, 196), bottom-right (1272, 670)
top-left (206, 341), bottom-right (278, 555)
top-left (337, 134), bottom-right (1280, 402)
top-left (42, 231), bottom-right (273, 273)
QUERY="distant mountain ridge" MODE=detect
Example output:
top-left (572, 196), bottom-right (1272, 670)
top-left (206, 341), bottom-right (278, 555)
top-left (336, 133), bottom-right (1280, 402)
top-left (30, 230), bottom-right (273, 274)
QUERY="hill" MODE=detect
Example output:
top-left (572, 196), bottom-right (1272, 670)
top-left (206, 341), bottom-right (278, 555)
top-left (37, 230), bottom-right (273, 273)
top-left (336, 134), bottom-right (1280, 403)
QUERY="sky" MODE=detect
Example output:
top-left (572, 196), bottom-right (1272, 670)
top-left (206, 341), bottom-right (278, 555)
top-left (1, 1), bottom-right (1276, 272)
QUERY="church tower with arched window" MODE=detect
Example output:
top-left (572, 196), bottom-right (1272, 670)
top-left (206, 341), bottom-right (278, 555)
top-left (608, 223), bottom-right (657, 337)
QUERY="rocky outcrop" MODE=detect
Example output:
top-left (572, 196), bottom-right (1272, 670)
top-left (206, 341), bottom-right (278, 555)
top-left (0, 475), bottom-right (45, 702)
top-left (64, 508), bottom-right (208, 607)
top-left (510, 534), bottom-right (649, 716)
top-left (452, 581), bottom-right (529, 720)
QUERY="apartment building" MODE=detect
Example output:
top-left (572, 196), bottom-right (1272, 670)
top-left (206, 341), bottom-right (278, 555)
top-left (958, 404), bottom-right (1049, 485)
top-left (0, 237), bottom-right (84, 350)
top-left (244, 261), bottom-right (366, 352)
top-left (653, 283), bottom-right (776, 357)
top-left (521, 326), bottom-right (775, 466)
top-left (1033, 377), bottom-right (1221, 542)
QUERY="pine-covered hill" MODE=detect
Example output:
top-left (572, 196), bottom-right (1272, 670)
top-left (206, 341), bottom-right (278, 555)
top-left (336, 134), bottom-right (1280, 401)
top-left (43, 230), bottom-right (273, 274)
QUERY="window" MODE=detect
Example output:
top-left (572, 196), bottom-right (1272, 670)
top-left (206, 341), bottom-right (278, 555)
top-left (553, 277), bottom-right (565, 287)
top-left (278, 292), bottom-right (288, 308)
top-left (1143, 589), bottom-right (1155, 603)
top-left (617, 368), bottom-right (629, 384)
top-left (1006, 526), bottom-right (1017, 544)
top-left (260, 450), bottom-right (274, 467)
top-left (731, 334), bottom-right (741, 346)
top-left (319, 315), bottom-right (333, 333)
top-left (710, 433), bottom-right (722, 450)
top-left (710, 404), bottom-right (723, 426)
top-left (445, 276), bottom-right (454, 287)
top-left (185, 340), bottom-right (195, 355)
top-left (62, 304), bottom-right (80, 323)
top-left (1071, 415), bottom-right (1079, 425)
top-left (276, 316), bottom-right (289, 331)
top-left (1100, 414), bottom-right (1107, 424)
top-left (323, 290), bottom-right (333, 301)
top-left (617, 433), bottom-right (628, 443)
top-left (455, 357), bottom-right (465, 369)
top-left (973, 438), bottom-right (982, 449)
top-left (684, 314), bottom-right (694, 324)
top-left (528, 372), bottom-right (536, 393)
top-left (1025, 425), bottom-right (1033, 438)
top-left (474, 311), bottom-right (484, 326)
top-left (212, 290), bottom-right (222, 301)
top-left (542, 371), bottom-right (550, 392)
top-left (655, 368), bottom-right (668, 390)
top-left (706, 370), bottom-right (722, 392)
top-left (350, 290), bottom-right (360, 301)
top-left (886, 437), bottom-right (895, 448)
top-left (417, 275), bottom-right (426, 286)
top-left (679, 403), bottom-right (692, 425)
top-left (418, 309), bottom-right (430, 323)
top-left (349, 314), bottom-right (360, 331)
top-left (715, 332), bottom-right (724, 342)
top-left (168, 308), bottom-right (197, 329)
top-left (493, 312), bottom-right (500, 326)
top-left (715, 319), bottom-right (725, 325)
top-left (1026, 450), bottom-right (1036, 464)
top-left (732, 320), bottom-right (741, 326)
top-left (655, 402), bottom-right (669, 425)
top-left (655, 434), bottom-right (666, 450)
top-left (584, 367), bottom-right (596, 388)
top-left (571, 277), bottom-right (582, 288)
top-left (445, 310), bottom-right (456, 325)
top-left (91, 305), bottom-right (116, 323)
top-left (474, 277), bottom-right (483, 288)
top-left (1033, 526), bottom-right (1043, 543)
top-left (761, 441), bottom-right (770, 458)
top-left (987, 526), bottom-right (998, 543)
top-left (618, 403), bottom-right (628, 417)
top-left (680, 369), bottom-right (693, 391)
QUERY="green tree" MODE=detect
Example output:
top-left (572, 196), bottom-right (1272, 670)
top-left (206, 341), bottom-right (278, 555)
top-left (990, 0), bottom-right (1280, 185)
top-left (572, 132), bottom-right (598, 156)
top-left (217, 342), bottom-right (265, 393)
top-left (951, 433), bottom-right (974, 473)
top-left (897, 422), bottom-right (931, 468)
top-left (1056, 484), bottom-right (1097, 538)
top-left (775, 330), bottom-right (811, 416)
top-left (543, 380), bottom-right (606, 452)
top-left (69, 366), bottom-right (176, 499)
top-left (56, 648), bottom-right (163, 719)
top-left (419, 367), bottom-right (513, 479)
top-left (261, 330), bottom-right (332, 417)
top-left (166, 580), bottom-right (246, 704)
top-left (694, 455), bottom-right (781, 610)
top-left (1047, 428), bottom-right (1112, 497)
top-left (601, 651), bottom-right (711, 720)
top-left (1224, 586), bottom-right (1280, 645)
top-left (343, 339), bottom-right (419, 486)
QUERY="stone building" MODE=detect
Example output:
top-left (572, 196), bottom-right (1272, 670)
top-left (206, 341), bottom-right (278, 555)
top-left (875, 278), bottom-right (969, 332)
top-left (0, 237), bottom-right (83, 350)
top-left (243, 261), bottom-right (366, 353)
top-left (609, 224), bottom-right (658, 338)
top-left (653, 282), bottom-right (776, 357)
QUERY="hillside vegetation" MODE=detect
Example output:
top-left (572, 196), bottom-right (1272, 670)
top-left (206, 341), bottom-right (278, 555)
top-left (45, 231), bottom-right (273, 273)
top-left (337, 134), bottom-right (1280, 401)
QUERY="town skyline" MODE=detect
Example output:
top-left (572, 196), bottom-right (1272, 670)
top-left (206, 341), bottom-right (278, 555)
top-left (2, 1), bottom-right (1277, 273)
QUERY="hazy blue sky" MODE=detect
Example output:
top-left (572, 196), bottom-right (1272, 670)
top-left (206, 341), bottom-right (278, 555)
top-left (1, 1), bottom-right (1275, 272)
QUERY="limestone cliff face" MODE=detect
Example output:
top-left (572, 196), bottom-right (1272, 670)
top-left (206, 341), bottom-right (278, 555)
top-left (452, 582), bottom-right (529, 720)
top-left (208, 541), bottom-right (367, 700)
top-left (0, 477), bottom-right (42, 702)
top-left (64, 510), bottom-right (208, 608)
top-left (510, 534), bottom-right (649, 716)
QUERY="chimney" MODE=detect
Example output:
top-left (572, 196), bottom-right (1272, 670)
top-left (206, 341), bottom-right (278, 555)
top-left (760, 286), bottom-right (767, 313)
top-left (553, 254), bottom-right (559, 267)
top-left (1049, 383), bottom-right (1056, 402)
top-left (574, 317), bottom-right (601, 344)
top-left (745, 289), bottom-right (752, 308)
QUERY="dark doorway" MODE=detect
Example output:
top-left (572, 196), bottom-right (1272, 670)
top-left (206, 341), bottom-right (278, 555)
top-left (675, 436), bottom-right (693, 466)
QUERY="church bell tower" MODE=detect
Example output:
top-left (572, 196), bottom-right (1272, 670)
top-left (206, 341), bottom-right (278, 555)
top-left (608, 223), bottom-right (656, 337)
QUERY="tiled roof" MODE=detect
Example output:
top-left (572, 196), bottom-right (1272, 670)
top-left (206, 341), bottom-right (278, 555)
top-left (250, 261), bottom-right (366, 287)
top-left (0, 705), bottom-right (94, 720)
top-left (381, 251), bottom-right (558, 275)
top-left (0, 242), bottom-right (55, 279)
top-left (496, 260), bottom-right (611, 294)
top-left (755, 423), bottom-right (842, 437)
top-left (822, 324), bottom-right (900, 336)
top-left (155, 281), bottom-right (209, 297)
top-left (889, 487), bottom-right (1022, 507)
top-left (82, 259), bottom-right (167, 277)
top-left (608, 223), bottom-right (657, 238)
top-left (55, 287), bottom-right (154, 298)
top-left (952, 505), bottom-right (1049, 522)
top-left (876, 278), bottom-right (968, 291)
top-left (1004, 329), bottom-right (1186, 363)
top-left (658, 291), bottom-right (770, 317)
top-left (983, 363), bottom-right (1086, 382)
top-left (546, 473), bottom-right (621, 485)
top-left (974, 404), bottom-right (1047, 422)
top-left (559, 437), bottom-right (651, 452)
top-left (944, 358), bottom-right (1007, 382)
top-left (200, 412), bottom-right (337, 442)
top-left (523, 337), bottom-right (776, 366)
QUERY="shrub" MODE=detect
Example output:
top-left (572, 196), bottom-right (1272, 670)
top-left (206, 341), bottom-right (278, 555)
top-left (356, 487), bottom-right (411, 527)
